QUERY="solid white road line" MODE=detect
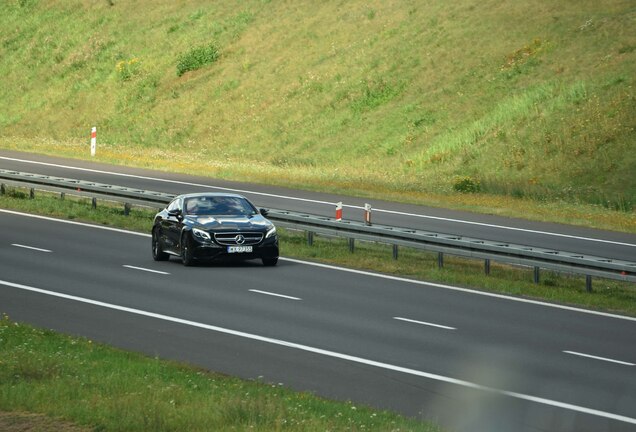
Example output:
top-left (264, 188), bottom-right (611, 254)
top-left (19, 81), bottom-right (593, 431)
top-left (0, 209), bottom-right (149, 236)
top-left (394, 316), bottom-right (456, 330)
top-left (123, 265), bottom-right (170, 275)
top-left (11, 244), bottom-right (52, 253)
top-left (249, 289), bottom-right (301, 301)
top-left (2, 209), bottom-right (635, 323)
top-left (2, 155), bottom-right (634, 248)
top-left (1, 278), bottom-right (635, 426)
top-left (563, 351), bottom-right (635, 366)
top-left (0, 156), bottom-right (335, 206)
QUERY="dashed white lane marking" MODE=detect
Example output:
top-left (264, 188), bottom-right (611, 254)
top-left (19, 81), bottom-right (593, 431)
top-left (2, 156), bottom-right (634, 248)
top-left (123, 265), bottom-right (170, 275)
top-left (563, 351), bottom-right (635, 366)
top-left (394, 316), bottom-right (456, 330)
top-left (11, 244), bottom-right (52, 253)
top-left (249, 289), bottom-right (301, 301)
top-left (1, 278), bottom-right (635, 426)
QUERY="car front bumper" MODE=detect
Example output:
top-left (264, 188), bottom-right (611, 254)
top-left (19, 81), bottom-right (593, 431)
top-left (190, 236), bottom-right (279, 262)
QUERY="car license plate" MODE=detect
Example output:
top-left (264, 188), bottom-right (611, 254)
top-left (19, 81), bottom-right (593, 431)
top-left (227, 246), bottom-right (253, 253)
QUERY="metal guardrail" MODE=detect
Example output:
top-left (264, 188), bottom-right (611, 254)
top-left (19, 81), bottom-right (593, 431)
top-left (0, 169), bottom-right (175, 204)
top-left (1, 169), bottom-right (635, 287)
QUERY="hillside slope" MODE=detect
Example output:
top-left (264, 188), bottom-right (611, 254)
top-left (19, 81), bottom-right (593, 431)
top-left (1, 0), bottom-right (634, 212)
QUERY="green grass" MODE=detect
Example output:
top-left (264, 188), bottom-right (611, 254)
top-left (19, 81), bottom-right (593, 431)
top-left (0, 188), bottom-right (152, 232)
top-left (0, 315), bottom-right (440, 432)
top-left (0, 0), bottom-right (634, 219)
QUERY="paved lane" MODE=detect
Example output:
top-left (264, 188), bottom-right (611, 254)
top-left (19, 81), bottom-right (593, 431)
top-left (1, 210), bottom-right (635, 431)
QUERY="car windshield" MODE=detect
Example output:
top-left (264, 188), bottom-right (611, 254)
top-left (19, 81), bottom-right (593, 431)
top-left (184, 196), bottom-right (257, 216)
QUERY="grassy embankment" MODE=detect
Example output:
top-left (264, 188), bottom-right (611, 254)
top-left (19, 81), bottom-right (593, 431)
top-left (0, 1), bottom-right (634, 232)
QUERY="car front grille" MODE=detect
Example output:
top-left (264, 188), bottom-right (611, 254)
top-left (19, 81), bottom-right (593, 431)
top-left (214, 232), bottom-right (264, 246)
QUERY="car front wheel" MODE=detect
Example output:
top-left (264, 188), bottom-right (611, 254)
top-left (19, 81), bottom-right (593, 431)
top-left (181, 234), bottom-right (195, 266)
top-left (262, 257), bottom-right (278, 266)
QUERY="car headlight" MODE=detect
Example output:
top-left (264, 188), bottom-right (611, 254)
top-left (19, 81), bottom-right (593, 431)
top-left (265, 226), bottom-right (277, 239)
top-left (192, 228), bottom-right (211, 241)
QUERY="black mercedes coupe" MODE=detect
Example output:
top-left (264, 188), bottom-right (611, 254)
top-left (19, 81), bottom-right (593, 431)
top-left (152, 193), bottom-right (279, 266)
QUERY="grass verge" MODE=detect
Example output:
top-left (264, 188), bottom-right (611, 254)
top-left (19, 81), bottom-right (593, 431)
top-left (0, 315), bottom-right (439, 432)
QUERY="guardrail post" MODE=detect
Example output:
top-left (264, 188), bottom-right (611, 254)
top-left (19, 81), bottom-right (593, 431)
top-left (392, 244), bottom-right (399, 260)
top-left (533, 266), bottom-right (540, 284)
top-left (124, 202), bottom-right (131, 216)
top-left (307, 231), bottom-right (314, 246)
top-left (438, 252), bottom-right (444, 268)
top-left (586, 275), bottom-right (592, 292)
top-left (0, 183), bottom-right (5, 195)
top-left (485, 259), bottom-right (491, 276)
top-left (60, 192), bottom-right (65, 200)
top-left (91, 197), bottom-right (97, 209)
top-left (29, 188), bottom-right (35, 199)
top-left (348, 238), bottom-right (355, 253)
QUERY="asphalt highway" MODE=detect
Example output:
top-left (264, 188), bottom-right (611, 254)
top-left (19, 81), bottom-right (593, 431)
top-left (1, 149), bottom-right (635, 262)
top-left (1, 210), bottom-right (635, 431)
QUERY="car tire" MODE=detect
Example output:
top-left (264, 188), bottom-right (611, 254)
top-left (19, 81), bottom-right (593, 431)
top-left (181, 234), bottom-right (195, 266)
top-left (152, 228), bottom-right (169, 261)
top-left (262, 257), bottom-right (278, 267)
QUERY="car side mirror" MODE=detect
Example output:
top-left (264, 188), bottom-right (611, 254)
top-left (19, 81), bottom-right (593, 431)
top-left (259, 208), bottom-right (269, 217)
top-left (168, 209), bottom-right (182, 218)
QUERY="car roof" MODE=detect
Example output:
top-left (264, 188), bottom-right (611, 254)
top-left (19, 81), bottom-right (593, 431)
top-left (176, 192), bottom-right (247, 200)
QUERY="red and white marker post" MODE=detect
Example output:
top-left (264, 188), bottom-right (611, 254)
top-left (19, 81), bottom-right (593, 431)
top-left (364, 203), bottom-right (372, 225)
top-left (90, 127), bottom-right (97, 157)
top-left (335, 202), bottom-right (343, 221)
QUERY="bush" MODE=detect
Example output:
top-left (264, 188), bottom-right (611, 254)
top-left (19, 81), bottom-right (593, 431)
top-left (176, 43), bottom-right (219, 77)
top-left (453, 176), bottom-right (481, 193)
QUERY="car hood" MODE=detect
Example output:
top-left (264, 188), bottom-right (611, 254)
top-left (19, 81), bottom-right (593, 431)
top-left (187, 214), bottom-right (272, 231)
